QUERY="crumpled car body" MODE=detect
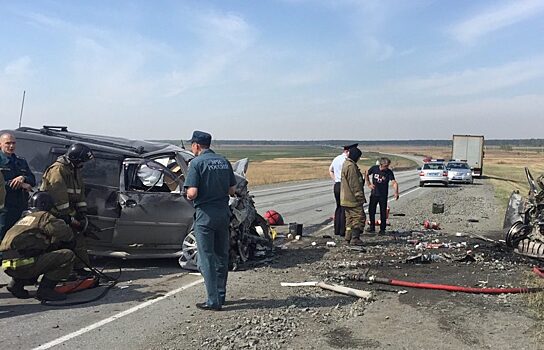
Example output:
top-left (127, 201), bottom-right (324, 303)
top-left (5, 126), bottom-right (196, 258)
top-left (503, 168), bottom-right (544, 260)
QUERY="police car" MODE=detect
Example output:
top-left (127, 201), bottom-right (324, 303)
top-left (418, 159), bottom-right (449, 187)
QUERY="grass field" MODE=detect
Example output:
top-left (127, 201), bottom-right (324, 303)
top-left (215, 145), bottom-right (418, 186)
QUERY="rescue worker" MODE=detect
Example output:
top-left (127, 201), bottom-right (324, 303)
top-left (0, 192), bottom-right (75, 301)
top-left (340, 146), bottom-right (366, 247)
top-left (329, 143), bottom-right (358, 237)
top-left (184, 131), bottom-right (236, 311)
top-left (40, 143), bottom-right (94, 277)
top-left (0, 133), bottom-right (36, 240)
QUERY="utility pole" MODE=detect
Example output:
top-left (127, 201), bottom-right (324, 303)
top-left (18, 90), bottom-right (26, 128)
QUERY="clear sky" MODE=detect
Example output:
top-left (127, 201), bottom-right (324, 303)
top-left (1, 0), bottom-right (543, 140)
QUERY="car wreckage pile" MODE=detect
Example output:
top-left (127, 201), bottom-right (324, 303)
top-left (179, 158), bottom-right (273, 271)
top-left (504, 167), bottom-right (544, 261)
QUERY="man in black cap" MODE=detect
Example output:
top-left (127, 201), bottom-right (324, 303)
top-left (184, 130), bottom-right (236, 311)
top-left (328, 143), bottom-right (358, 237)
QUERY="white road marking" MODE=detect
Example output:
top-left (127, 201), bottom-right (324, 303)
top-left (32, 278), bottom-right (204, 350)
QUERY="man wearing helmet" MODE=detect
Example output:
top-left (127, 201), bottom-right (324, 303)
top-left (0, 192), bottom-right (75, 301)
top-left (40, 143), bottom-right (94, 277)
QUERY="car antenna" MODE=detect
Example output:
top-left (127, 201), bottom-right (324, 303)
top-left (18, 90), bottom-right (26, 128)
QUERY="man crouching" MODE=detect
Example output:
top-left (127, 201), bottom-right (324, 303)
top-left (0, 192), bottom-right (75, 301)
top-left (340, 147), bottom-right (366, 247)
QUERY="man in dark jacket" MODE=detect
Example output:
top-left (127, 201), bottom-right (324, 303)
top-left (0, 192), bottom-right (75, 301)
top-left (185, 130), bottom-right (236, 311)
top-left (0, 133), bottom-right (36, 240)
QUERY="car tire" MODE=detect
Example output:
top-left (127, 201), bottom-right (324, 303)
top-left (419, 182), bottom-right (424, 187)
top-left (179, 231), bottom-right (198, 271)
top-left (444, 182), bottom-right (448, 187)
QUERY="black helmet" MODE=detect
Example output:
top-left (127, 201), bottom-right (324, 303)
top-left (29, 192), bottom-right (55, 212)
top-left (66, 143), bottom-right (94, 164)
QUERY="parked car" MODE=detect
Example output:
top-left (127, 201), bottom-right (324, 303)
top-left (446, 161), bottom-right (473, 184)
top-left (418, 161), bottom-right (448, 187)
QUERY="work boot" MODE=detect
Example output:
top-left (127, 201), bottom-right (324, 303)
top-left (349, 229), bottom-right (363, 246)
top-left (366, 226), bottom-right (375, 233)
top-left (7, 278), bottom-right (30, 299)
top-left (350, 237), bottom-right (364, 246)
top-left (344, 229), bottom-right (352, 243)
top-left (37, 277), bottom-right (66, 301)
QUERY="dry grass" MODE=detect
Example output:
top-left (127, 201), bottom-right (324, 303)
top-left (246, 156), bottom-right (415, 186)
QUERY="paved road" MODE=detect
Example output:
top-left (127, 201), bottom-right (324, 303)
top-left (0, 160), bottom-right (424, 349)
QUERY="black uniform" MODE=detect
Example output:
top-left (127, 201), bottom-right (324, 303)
top-left (0, 153), bottom-right (36, 239)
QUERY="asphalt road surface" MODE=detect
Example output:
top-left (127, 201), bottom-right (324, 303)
top-left (0, 163), bottom-right (425, 350)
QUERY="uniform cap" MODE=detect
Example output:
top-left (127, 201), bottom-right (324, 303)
top-left (189, 130), bottom-right (212, 146)
top-left (343, 143), bottom-right (358, 150)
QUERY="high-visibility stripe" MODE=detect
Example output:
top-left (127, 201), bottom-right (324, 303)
top-left (66, 189), bottom-right (82, 194)
top-left (75, 202), bottom-right (87, 207)
top-left (56, 202), bottom-right (70, 210)
top-left (0, 204), bottom-right (4, 210)
top-left (2, 257), bottom-right (35, 269)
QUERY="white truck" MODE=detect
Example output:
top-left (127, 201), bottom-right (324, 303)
top-left (451, 134), bottom-right (485, 177)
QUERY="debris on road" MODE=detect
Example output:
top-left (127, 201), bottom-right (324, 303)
top-left (281, 281), bottom-right (372, 300)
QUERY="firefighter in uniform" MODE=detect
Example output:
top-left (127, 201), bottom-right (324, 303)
top-left (40, 143), bottom-right (94, 276)
top-left (340, 147), bottom-right (366, 247)
top-left (184, 131), bottom-right (237, 311)
top-left (0, 133), bottom-right (36, 240)
top-left (0, 192), bottom-right (75, 301)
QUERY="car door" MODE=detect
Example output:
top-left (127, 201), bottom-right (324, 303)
top-left (115, 158), bottom-right (194, 247)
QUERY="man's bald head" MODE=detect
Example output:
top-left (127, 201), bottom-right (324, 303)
top-left (0, 133), bottom-right (16, 155)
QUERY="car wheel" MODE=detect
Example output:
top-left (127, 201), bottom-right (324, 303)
top-left (179, 231), bottom-right (198, 271)
top-left (419, 182), bottom-right (424, 187)
top-left (444, 182), bottom-right (448, 187)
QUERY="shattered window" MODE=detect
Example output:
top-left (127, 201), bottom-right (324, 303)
top-left (83, 158), bottom-right (122, 187)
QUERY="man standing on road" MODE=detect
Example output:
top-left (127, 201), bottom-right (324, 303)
top-left (184, 131), bottom-right (236, 311)
top-left (0, 133), bottom-right (36, 240)
top-left (340, 147), bottom-right (366, 246)
top-left (329, 143), bottom-right (357, 237)
top-left (40, 143), bottom-right (94, 277)
top-left (365, 157), bottom-right (399, 234)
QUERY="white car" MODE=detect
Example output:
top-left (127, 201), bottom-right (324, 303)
top-left (446, 161), bottom-right (473, 184)
top-left (419, 162), bottom-right (449, 187)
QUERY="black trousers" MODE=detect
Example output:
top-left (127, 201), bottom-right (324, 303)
top-left (333, 182), bottom-right (345, 236)
top-left (368, 194), bottom-right (388, 232)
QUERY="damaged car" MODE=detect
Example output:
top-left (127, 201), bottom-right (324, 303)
top-left (503, 167), bottom-right (544, 260)
top-left (4, 126), bottom-right (271, 267)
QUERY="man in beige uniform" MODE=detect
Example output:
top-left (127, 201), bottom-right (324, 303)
top-left (1, 192), bottom-right (74, 301)
top-left (340, 147), bottom-right (366, 247)
top-left (40, 143), bottom-right (94, 276)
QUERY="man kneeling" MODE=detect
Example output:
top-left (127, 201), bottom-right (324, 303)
top-left (0, 192), bottom-right (75, 301)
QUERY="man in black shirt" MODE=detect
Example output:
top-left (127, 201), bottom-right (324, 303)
top-left (365, 157), bottom-right (399, 234)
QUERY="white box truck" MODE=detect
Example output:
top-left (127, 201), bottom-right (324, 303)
top-left (452, 135), bottom-right (485, 177)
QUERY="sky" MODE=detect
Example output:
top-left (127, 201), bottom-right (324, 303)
top-left (1, 0), bottom-right (544, 140)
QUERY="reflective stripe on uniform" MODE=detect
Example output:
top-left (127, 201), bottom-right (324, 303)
top-left (0, 204), bottom-right (4, 210)
top-left (56, 202), bottom-right (70, 210)
top-left (66, 189), bottom-right (82, 194)
top-left (75, 201), bottom-right (87, 208)
top-left (2, 257), bottom-right (35, 269)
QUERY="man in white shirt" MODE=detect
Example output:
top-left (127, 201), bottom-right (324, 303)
top-left (329, 143), bottom-right (358, 236)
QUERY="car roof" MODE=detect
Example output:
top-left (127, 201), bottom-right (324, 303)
top-left (5, 126), bottom-right (193, 158)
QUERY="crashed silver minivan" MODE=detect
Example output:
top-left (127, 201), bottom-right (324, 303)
top-left (5, 126), bottom-right (195, 258)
